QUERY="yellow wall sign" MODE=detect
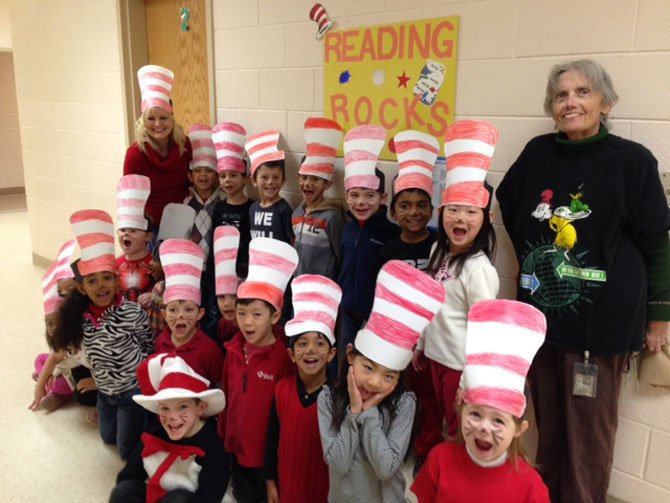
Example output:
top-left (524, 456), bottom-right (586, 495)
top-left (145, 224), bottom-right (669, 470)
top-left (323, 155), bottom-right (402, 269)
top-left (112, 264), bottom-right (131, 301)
top-left (324, 16), bottom-right (458, 160)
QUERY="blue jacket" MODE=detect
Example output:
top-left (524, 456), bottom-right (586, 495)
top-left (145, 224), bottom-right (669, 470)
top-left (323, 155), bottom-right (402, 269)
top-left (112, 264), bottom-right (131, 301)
top-left (338, 207), bottom-right (400, 318)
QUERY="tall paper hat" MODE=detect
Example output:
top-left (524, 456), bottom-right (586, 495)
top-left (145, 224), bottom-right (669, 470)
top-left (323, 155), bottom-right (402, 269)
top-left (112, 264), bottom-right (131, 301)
top-left (355, 260), bottom-right (444, 371)
top-left (237, 237), bottom-right (298, 312)
top-left (393, 130), bottom-right (439, 196)
top-left (300, 117), bottom-right (343, 181)
top-left (188, 124), bottom-right (217, 172)
top-left (212, 122), bottom-right (247, 174)
top-left (137, 64), bottom-right (174, 113)
top-left (70, 210), bottom-right (116, 276)
top-left (285, 275), bottom-right (342, 345)
top-left (462, 299), bottom-right (546, 418)
top-left (441, 120), bottom-right (499, 208)
top-left (117, 174), bottom-right (151, 231)
top-left (42, 239), bottom-right (76, 315)
top-left (161, 239), bottom-right (205, 306)
top-left (245, 130), bottom-right (285, 177)
top-left (344, 125), bottom-right (386, 191)
top-left (309, 3), bottom-right (332, 40)
top-left (214, 226), bottom-right (240, 296)
top-left (156, 203), bottom-right (197, 242)
top-left (134, 353), bottom-right (225, 416)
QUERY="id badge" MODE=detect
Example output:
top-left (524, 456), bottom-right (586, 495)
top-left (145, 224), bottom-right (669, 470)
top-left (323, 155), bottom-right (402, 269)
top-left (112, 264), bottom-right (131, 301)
top-left (572, 359), bottom-right (598, 398)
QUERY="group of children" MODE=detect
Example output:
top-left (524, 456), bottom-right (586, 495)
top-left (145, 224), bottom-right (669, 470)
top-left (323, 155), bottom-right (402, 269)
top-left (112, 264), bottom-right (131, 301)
top-left (29, 63), bottom-right (552, 502)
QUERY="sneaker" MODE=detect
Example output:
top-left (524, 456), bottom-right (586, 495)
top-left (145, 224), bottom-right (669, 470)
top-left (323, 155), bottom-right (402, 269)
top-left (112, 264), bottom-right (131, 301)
top-left (39, 393), bottom-right (70, 412)
top-left (413, 456), bottom-right (426, 478)
top-left (86, 409), bottom-right (99, 423)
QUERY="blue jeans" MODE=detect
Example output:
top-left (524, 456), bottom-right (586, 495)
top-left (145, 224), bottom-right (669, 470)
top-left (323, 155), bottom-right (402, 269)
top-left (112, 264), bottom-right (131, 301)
top-left (97, 387), bottom-right (147, 460)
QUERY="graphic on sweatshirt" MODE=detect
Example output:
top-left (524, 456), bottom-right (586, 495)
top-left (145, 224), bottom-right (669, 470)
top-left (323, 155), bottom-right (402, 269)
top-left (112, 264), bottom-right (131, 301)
top-left (521, 187), bottom-right (606, 313)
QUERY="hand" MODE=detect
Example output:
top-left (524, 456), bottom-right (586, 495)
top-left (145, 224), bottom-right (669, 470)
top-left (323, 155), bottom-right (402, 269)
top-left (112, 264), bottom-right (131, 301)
top-left (347, 366), bottom-right (363, 414)
top-left (29, 385), bottom-right (47, 411)
top-left (76, 377), bottom-right (97, 393)
top-left (137, 292), bottom-right (152, 309)
top-left (454, 387), bottom-right (464, 406)
top-left (412, 350), bottom-right (426, 372)
top-left (645, 321), bottom-right (668, 352)
top-left (361, 381), bottom-right (397, 412)
top-left (266, 480), bottom-right (279, 503)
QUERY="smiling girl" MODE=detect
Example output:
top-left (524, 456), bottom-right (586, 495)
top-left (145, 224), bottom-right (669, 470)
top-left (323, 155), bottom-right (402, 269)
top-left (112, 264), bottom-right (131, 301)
top-left (415, 121), bottom-right (500, 441)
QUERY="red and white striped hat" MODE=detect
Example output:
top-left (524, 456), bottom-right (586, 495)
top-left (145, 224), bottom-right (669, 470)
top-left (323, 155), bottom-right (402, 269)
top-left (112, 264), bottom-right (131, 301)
top-left (301, 117), bottom-right (343, 182)
top-left (344, 125), bottom-right (386, 191)
top-left (285, 274), bottom-right (342, 345)
top-left (393, 130), bottom-right (439, 195)
top-left (212, 122), bottom-right (247, 174)
top-left (245, 130), bottom-right (285, 178)
top-left (462, 299), bottom-right (546, 418)
top-left (117, 174), bottom-right (151, 231)
top-left (237, 237), bottom-right (298, 312)
top-left (161, 239), bottom-right (205, 306)
top-left (309, 3), bottom-right (332, 40)
top-left (441, 120), bottom-right (499, 208)
top-left (188, 124), bottom-right (217, 172)
top-left (134, 353), bottom-right (225, 416)
top-left (213, 226), bottom-right (240, 296)
top-left (137, 64), bottom-right (174, 113)
top-left (355, 260), bottom-right (444, 371)
top-left (42, 239), bottom-right (76, 315)
top-left (70, 210), bottom-right (116, 277)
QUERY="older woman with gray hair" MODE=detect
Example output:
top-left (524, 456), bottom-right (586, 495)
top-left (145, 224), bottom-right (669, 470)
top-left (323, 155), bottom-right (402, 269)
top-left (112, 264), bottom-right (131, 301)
top-left (496, 59), bottom-right (670, 502)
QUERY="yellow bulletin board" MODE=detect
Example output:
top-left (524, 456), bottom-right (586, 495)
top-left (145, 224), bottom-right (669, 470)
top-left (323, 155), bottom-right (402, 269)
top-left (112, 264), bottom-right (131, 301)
top-left (324, 17), bottom-right (459, 161)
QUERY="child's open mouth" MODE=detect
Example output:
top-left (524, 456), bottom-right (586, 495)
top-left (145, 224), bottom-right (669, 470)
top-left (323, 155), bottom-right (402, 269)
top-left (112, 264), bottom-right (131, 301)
top-left (123, 238), bottom-right (133, 248)
top-left (452, 227), bottom-right (467, 237)
top-left (475, 439), bottom-right (493, 451)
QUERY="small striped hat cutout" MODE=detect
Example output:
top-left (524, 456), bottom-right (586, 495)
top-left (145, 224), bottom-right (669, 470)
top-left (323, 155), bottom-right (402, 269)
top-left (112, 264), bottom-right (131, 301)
top-left (212, 122), bottom-right (247, 174)
top-left (161, 239), bottom-right (205, 306)
top-left (355, 260), bottom-right (444, 371)
top-left (285, 274), bottom-right (342, 344)
top-left (393, 130), bottom-right (439, 196)
top-left (188, 124), bottom-right (217, 172)
top-left (213, 226), bottom-right (240, 296)
top-left (237, 237), bottom-right (298, 312)
top-left (69, 210), bottom-right (116, 277)
top-left (137, 64), bottom-right (174, 113)
top-left (117, 174), bottom-right (150, 231)
top-left (462, 299), bottom-right (546, 418)
top-left (245, 130), bottom-right (285, 178)
top-left (344, 125), bottom-right (386, 191)
top-left (42, 239), bottom-right (76, 315)
top-left (441, 120), bottom-right (498, 208)
top-left (300, 117), bottom-right (343, 181)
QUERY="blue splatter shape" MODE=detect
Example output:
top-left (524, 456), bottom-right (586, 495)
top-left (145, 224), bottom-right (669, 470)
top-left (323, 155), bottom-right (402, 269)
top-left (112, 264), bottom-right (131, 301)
top-left (339, 70), bottom-right (351, 84)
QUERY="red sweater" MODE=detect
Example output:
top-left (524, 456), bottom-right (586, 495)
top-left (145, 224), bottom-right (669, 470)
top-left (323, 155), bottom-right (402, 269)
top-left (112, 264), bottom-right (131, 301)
top-left (123, 139), bottom-right (192, 226)
top-left (219, 332), bottom-right (294, 468)
top-left (411, 442), bottom-right (549, 503)
top-left (154, 327), bottom-right (224, 385)
top-left (274, 375), bottom-right (329, 503)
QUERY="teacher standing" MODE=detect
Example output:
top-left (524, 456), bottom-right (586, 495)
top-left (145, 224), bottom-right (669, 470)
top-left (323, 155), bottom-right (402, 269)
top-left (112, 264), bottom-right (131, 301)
top-left (496, 59), bottom-right (670, 503)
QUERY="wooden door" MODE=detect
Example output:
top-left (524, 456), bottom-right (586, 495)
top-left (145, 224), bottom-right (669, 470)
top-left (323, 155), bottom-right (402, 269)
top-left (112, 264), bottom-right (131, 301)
top-left (144, 0), bottom-right (210, 130)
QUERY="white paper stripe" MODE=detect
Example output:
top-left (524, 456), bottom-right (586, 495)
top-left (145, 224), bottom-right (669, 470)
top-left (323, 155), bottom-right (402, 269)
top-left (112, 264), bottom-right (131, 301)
top-left (305, 128), bottom-right (342, 148)
top-left (463, 364), bottom-right (526, 391)
top-left (80, 242), bottom-right (114, 260)
top-left (344, 138), bottom-right (385, 154)
top-left (378, 269), bottom-right (443, 313)
top-left (444, 138), bottom-right (495, 157)
top-left (466, 321), bottom-right (544, 362)
top-left (213, 130), bottom-right (246, 146)
top-left (355, 328), bottom-right (412, 371)
top-left (246, 265), bottom-right (289, 289)
top-left (72, 219), bottom-right (114, 236)
top-left (445, 166), bottom-right (488, 185)
top-left (166, 274), bottom-right (201, 289)
top-left (161, 252), bottom-right (203, 269)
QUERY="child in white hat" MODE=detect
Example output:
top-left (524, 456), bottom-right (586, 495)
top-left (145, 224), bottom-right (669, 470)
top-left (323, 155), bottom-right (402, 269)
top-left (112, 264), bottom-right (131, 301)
top-left (411, 299), bottom-right (550, 502)
top-left (110, 354), bottom-right (228, 503)
top-left (264, 274), bottom-right (340, 502)
top-left (51, 210), bottom-right (153, 460)
top-left (124, 65), bottom-right (191, 233)
top-left (318, 260), bottom-right (444, 502)
top-left (219, 237), bottom-right (298, 503)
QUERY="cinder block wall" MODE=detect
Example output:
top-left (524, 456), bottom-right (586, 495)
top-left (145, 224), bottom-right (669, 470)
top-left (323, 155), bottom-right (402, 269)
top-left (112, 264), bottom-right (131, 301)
top-left (212, 1), bottom-right (670, 501)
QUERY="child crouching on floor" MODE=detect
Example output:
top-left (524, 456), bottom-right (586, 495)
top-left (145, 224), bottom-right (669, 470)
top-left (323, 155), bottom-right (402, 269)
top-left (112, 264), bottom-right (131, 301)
top-left (110, 354), bottom-right (229, 503)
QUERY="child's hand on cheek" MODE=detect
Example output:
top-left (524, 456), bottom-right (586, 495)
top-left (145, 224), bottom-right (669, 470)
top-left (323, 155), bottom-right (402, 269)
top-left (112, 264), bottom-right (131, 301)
top-left (347, 366), bottom-right (363, 414)
top-left (362, 381), bottom-right (397, 412)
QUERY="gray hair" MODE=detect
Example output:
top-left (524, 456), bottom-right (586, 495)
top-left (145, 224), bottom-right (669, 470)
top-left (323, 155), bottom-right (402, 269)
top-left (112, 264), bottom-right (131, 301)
top-left (543, 59), bottom-right (619, 128)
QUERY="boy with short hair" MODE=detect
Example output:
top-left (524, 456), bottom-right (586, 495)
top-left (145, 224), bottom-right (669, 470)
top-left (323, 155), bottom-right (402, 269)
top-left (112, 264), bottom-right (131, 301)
top-left (110, 354), bottom-right (229, 503)
top-left (337, 125), bottom-right (400, 360)
top-left (292, 117), bottom-right (346, 280)
top-left (219, 237), bottom-right (298, 503)
top-left (264, 274), bottom-right (340, 503)
top-left (211, 122), bottom-right (253, 278)
top-left (153, 239), bottom-right (224, 385)
top-left (115, 174), bottom-right (155, 305)
top-left (245, 130), bottom-right (294, 244)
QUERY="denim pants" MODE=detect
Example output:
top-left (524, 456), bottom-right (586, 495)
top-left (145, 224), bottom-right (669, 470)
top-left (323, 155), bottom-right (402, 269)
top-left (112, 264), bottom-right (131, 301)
top-left (97, 387), bottom-right (146, 460)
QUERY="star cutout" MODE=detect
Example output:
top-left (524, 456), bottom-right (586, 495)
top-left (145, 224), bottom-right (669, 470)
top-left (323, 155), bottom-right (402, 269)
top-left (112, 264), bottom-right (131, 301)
top-left (397, 71), bottom-right (410, 88)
